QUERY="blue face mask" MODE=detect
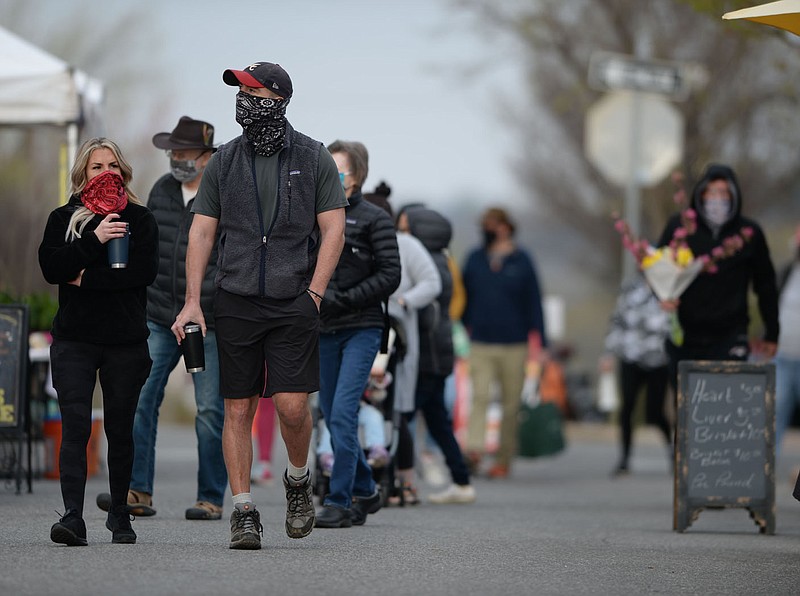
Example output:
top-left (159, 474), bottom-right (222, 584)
top-left (339, 172), bottom-right (345, 186)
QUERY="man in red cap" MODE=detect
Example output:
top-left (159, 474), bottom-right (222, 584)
top-left (172, 62), bottom-right (347, 550)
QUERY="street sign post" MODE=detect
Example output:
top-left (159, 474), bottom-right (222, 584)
top-left (586, 91), bottom-right (683, 188)
top-left (588, 51), bottom-right (689, 100)
top-left (586, 51), bottom-right (688, 280)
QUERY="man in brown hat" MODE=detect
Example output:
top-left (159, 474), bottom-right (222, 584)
top-left (172, 62), bottom-right (347, 550)
top-left (96, 116), bottom-right (228, 522)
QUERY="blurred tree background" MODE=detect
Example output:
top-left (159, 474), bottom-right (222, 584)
top-left (0, 0), bottom-right (170, 309)
top-left (450, 0), bottom-right (800, 372)
top-left (3, 0), bottom-right (800, 376)
top-left (454, 0), bottom-right (800, 281)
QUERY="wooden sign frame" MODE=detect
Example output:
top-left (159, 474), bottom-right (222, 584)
top-left (674, 360), bottom-right (775, 534)
top-left (0, 305), bottom-right (28, 432)
top-left (0, 304), bottom-right (29, 494)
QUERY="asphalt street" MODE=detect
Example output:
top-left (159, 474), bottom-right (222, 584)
top-left (2, 422), bottom-right (800, 596)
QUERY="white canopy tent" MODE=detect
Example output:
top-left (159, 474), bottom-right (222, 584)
top-left (0, 25), bottom-right (104, 170)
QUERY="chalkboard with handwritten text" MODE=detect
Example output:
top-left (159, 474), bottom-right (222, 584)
top-left (0, 305), bottom-right (28, 432)
top-left (674, 360), bottom-right (775, 534)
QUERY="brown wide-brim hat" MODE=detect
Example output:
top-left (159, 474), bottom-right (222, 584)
top-left (152, 116), bottom-right (216, 151)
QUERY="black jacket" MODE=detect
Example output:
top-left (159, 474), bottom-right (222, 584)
top-left (39, 196), bottom-right (159, 344)
top-left (407, 207), bottom-right (455, 377)
top-left (146, 174), bottom-right (218, 329)
top-left (320, 192), bottom-right (401, 332)
top-left (657, 164), bottom-right (779, 346)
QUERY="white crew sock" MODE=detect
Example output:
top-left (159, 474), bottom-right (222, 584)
top-left (287, 463), bottom-right (308, 481)
top-left (232, 492), bottom-right (254, 512)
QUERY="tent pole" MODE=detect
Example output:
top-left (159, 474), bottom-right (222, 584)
top-left (67, 122), bottom-right (77, 171)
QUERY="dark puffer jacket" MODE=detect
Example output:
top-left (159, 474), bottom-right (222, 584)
top-left (320, 192), bottom-right (401, 332)
top-left (406, 207), bottom-right (455, 377)
top-left (146, 174), bottom-right (218, 329)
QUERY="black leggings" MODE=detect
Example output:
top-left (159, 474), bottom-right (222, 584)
top-left (396, 414), bottom-right (415, 471)
top-left (50, 340), bottom-right (151, 515)
top-left (618, 361), bottom-right (671, 464)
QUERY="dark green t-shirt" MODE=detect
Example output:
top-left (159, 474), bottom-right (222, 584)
top-left (193, 141), bottom-right (346, 229)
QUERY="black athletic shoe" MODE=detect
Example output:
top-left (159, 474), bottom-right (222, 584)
top-left (314, 504), bottom-right (353, 528)
top-left (351, 489), bottom-right (382, 526)
top-left (50, 510), bottom-right (87, 547)
top-left (229, 506), bottom-right (262, 550)
top-left (283, 472), bottom-right (315, 538)
top-left (106, 507), bottom-right (137, 544)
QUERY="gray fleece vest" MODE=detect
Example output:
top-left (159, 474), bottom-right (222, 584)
top-left (215, 126), bottom-right (322, 299)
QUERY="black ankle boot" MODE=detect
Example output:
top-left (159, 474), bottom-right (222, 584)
top-left (106, 506), bottom-right (137, 544)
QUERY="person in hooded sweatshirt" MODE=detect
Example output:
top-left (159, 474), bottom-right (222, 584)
top-left (657, 163), bottom-right (779, 388)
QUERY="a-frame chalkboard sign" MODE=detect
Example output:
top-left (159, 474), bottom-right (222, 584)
top-left (0, 304), bottom-right (29, 494)
top-left (674, 360), bottom-right (775, 534)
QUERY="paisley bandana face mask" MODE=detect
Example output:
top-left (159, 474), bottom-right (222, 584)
top-left (235, 91), bottom-right (289, 157)
top-left (81, 170), bottom-right (128, 214)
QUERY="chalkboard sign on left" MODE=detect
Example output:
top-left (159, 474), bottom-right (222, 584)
top-left (0, 305), bottom-right (29, 432)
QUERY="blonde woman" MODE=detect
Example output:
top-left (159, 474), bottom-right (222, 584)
top-left (39, 138), bottom-right (158, 546)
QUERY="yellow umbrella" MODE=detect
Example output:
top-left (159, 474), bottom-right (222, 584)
top-left (723, 0), bottom-right (800, 35)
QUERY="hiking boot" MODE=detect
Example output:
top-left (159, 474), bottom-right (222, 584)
top-left (314, 504), bottom-right (353, 528)
top-left (428, 483), bottom-right (476, 504)
top-left (229, 506), bottom-right (262, 550)
top-left (96, 489), bottom-right (155, 517)
top-left (351, 489), bottom-right (382, 526)
top-left (106, 507), bottom-right (137, 544)
top-left (50, 510), bottom-right (87, 547)
top-left (185, 501), bottom-right (223, 520)
top-left (283, 471), bottom-right (315, 538)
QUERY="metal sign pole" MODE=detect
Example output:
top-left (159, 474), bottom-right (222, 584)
top-left (623, 91), bottom-right (642, 282)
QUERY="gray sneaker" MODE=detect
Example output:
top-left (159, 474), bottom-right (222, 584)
top-left (283, 471), bottom-right (315, 539)
top-left (229, 506), bottom-right (262, 550)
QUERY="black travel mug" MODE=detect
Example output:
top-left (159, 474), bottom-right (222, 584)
top-left (107, 223), bottom-right (130, 269)
top-left (182, 323), bottom-right (205, 373)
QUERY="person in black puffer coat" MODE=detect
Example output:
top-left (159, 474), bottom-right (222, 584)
top-left (315, 141), bottom-right (401, 529)
top-left (400, 205), bottom-right (475, 504)
top-left (93, 117), bottom-right (228, 523)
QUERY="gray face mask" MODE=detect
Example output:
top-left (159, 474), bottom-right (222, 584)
top-left (170, 158), bottom-right (200, 183)
top-left (704, 198), bottom-right (731, 226)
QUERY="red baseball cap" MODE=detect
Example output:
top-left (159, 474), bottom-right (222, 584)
top-left (223, 62), bottom-right (293, 98)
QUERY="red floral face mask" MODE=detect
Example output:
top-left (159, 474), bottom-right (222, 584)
top-left (80, 170), bottom-right (128, 215)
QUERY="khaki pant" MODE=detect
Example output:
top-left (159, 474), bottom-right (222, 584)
top-left (466, 341), bottom-right (527, 467)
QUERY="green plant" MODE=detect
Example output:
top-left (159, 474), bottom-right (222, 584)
top-left (0, 288), bottom-right (58, 332)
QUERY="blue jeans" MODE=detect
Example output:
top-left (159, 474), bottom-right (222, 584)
top-left (130, 321), bottom-right (227, 505)
top-left (317, 402), bottom-right (386, 455)
top-left (318, 328), bottom-right (381, 509)
top-left (775, 356), bottom-right (800, 453)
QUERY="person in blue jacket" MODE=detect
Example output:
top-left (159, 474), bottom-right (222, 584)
top-left (462, 207), bottom-right (547, 479)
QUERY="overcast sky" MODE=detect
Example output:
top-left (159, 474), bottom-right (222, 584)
top-left (7, 0), bottom-right (526, 210)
